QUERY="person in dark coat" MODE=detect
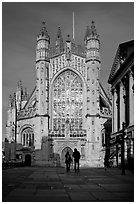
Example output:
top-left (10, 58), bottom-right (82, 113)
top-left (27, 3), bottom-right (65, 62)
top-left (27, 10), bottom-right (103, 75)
top-left (65, 151), bottom-right (72, 172)
top-left (72, 148), bottom-right (80, 172)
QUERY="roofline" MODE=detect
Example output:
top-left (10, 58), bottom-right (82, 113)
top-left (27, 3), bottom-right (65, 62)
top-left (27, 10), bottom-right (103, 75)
top-left (119, 39), bottom-right (134, 48)
top-left (108, 52), bottom-right (134, 84)
top-left (99, 82), bottom-right (112, 106)
top-left (108, 39), bottom-right (134, 83)
top-left (23, 86), bottom-right (36, 109)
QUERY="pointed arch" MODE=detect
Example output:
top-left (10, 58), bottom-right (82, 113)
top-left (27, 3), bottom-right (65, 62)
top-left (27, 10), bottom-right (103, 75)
top-left (49, 67), bottom-right (87, 133)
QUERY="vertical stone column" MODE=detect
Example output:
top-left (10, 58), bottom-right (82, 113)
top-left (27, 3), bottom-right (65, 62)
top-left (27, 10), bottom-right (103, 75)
top-left (124, 139), bottom-right (127, 160)
top-left (113, 88), bottom-right (117, 133)
top-left (119, 81), bottom-right (125, 130)
top-left (129, 70), bottom-right (134, 125)
top-left (111, 89), bottom-right (114, 133)
top-left (130, 138), bottom-right (134, 156)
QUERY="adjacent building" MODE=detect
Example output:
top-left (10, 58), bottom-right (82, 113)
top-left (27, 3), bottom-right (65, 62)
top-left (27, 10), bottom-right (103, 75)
top-left (6, 21), bottom-right (112, 167)
top-left (108, 40), bottom-right (134, 168)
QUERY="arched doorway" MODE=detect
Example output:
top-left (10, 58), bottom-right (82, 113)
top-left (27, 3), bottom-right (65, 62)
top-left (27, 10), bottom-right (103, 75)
top-left (25, 154), bottom-right (31, 166)
top-left (61, 147), bottom-right (73, 167)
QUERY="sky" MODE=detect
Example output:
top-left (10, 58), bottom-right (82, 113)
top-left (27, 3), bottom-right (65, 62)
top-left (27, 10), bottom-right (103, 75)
top-left (2, 2), bottom-right (134, 140)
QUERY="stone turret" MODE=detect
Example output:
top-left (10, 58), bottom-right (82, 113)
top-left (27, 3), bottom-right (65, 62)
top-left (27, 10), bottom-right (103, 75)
top-left (85, 20), bottom-right (101, 146)
top-left (85, 21), bottom-right (100, 63)
top-left (35, 22), bottom-right (50, 149)
top-left (36, 22), bottom-right (50, 63)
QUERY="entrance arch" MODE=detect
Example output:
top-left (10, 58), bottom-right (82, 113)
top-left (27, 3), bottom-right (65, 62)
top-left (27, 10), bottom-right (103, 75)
top-left (25, 154), bottom-right (31, 166)
top-left (61, 146), bottom-right (73, 166)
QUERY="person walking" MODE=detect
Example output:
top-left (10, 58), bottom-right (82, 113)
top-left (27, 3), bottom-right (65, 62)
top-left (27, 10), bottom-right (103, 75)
top-left (65, 151), bottom-right (72, 172)
top-left (72, 148), bottom-right (80, 172)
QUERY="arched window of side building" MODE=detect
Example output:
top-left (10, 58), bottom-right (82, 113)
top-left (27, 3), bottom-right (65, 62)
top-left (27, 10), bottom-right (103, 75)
top-left (21, 127), bottom-right (34, 147)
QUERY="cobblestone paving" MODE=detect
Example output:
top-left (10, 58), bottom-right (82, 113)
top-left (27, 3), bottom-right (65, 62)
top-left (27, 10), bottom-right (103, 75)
top-left (2, 166), bottom-right (134, 202)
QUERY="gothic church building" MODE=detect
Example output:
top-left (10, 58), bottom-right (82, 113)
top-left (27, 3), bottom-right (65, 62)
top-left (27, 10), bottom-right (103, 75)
top-left (6, 21), bottom-right (112, 167)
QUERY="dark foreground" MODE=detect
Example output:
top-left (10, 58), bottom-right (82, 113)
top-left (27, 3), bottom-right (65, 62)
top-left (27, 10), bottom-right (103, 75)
top-left (3, 166), bottom-right (134, 202)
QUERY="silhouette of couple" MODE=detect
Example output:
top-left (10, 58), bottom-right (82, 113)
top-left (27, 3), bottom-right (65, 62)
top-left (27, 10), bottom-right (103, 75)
top-left (65, 148), bottom-right (80, 173)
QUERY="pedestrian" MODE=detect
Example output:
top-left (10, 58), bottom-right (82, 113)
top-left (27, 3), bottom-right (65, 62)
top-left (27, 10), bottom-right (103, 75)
top-left (65, 151), bottom-right (72, 172)
top-left (72, 148), bottom-right (80, 172)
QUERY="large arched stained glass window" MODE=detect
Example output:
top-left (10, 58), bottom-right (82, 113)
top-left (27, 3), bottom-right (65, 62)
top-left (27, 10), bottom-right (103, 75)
top-left (52, 70), bottom-right (83, 135)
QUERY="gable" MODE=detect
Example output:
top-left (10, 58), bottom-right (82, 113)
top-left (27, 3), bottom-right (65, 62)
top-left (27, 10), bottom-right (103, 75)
top-left (108, 40), bottom-right (134, 83)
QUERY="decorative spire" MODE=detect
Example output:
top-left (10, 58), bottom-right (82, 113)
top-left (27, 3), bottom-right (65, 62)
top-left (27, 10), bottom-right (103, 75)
top-left (73, 12), bottom-right (75, 40)
top-left (17, 80), bottom-right (22, 90)
top-left (66, 34), bottom-right (71, 42)
top-left (21, 87), bottom-right (28, 101)
top-left (84, 26), bottom-right (91, 40)
top-left (8, 94), bottom-right (12, 108)
top-left (13, 92), bottom-right (16, 100)
top-left (91, 20), bottom-right (95, 26)
top-left (42, 21), bottom-right (45, 26)
top-left (13, 92), bottom-right (16, 106)
top-left (9, 94), bottom-right (12, 102)
top-left (84, 20), bottom-right (99, 40)
top-left (24, 87), bottom-right (27, 96)
top-left (55, 27), bottom-right (64, 54)
top-left (24, 88), bottom-right (28, 99)
top-left (38, 21), bottom-right (50, 40)
top-left (56, 27), bottom-right (62, 39)
top-left (90, 20), bottom-right (97, 36)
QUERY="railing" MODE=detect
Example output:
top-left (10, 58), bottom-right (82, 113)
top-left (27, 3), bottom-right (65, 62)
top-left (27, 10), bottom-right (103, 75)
top-left (2, 161), bottom-right (25, 170)
top-left (48, 129), bottom-right (87, 138)
top-left (100, 107), bottom-right (112, 117)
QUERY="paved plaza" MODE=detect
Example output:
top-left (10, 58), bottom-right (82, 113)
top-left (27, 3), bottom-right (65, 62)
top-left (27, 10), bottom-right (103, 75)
top-left (3, 166), bottom-right (134, 202)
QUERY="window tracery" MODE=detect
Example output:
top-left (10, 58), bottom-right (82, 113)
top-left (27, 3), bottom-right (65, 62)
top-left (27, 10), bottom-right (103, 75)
top-left (21, 128), bottom-right (34, 147)
top-left (52, 70), bottom-right (83, 135)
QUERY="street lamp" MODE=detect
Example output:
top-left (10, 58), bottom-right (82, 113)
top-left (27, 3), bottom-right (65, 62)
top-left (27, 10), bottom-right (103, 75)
top-left (121, 122), bottom-right (126, 175)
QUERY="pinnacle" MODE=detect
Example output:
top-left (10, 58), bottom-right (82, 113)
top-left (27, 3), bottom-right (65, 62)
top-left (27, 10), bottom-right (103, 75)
top-left (42, 21), bottom-right (46, 26)
top-left (38, 21), bottom-right (50, 39)
top-left (57, 26), bottom-right (62, 38)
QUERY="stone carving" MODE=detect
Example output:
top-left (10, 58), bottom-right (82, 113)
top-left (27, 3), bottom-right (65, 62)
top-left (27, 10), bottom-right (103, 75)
top-left (100, 107), bottom-right (112, 116)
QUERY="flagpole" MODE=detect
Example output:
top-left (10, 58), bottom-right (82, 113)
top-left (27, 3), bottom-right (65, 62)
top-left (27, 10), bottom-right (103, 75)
top-left (73, 12), bottom-right (75, 40)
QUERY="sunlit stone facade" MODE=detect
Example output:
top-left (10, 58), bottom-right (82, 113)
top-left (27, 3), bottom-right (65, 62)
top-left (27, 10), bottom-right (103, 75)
top-left (108, 40), bottom-right (134, 167)
top-left (6, 21), bottom-right (112, 167)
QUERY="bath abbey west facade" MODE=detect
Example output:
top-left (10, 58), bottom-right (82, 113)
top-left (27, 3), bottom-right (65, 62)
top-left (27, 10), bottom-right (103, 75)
top-left (6, 21), bottom-right (112, 167)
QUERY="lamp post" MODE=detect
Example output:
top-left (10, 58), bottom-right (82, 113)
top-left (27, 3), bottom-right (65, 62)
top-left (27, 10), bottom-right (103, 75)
top-left (121, 122), bottom-right (125, 175)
